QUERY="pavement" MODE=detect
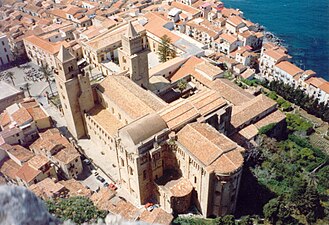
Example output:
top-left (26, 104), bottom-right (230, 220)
top-left (0, 62), bottom-right (56, 98)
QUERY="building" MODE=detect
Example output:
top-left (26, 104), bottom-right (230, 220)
top-left (118, 21), bottom-right (150, 88)
top-left (29, 128), bottom-right (83, 179)
top-left (53, 20), bottom-right (289, 218)
top-left (0, 98), bottom-right (51, 146)
top-left (0, 32), bottom-right (13, 66)
top-left (0, 81), bottom-right (24, 113)
top-left (0, 144), bottom-right (57, 186)
top-left (54, 45), bottom-right (94, 139)
top-left (173, 123), bottom-right (244, 216)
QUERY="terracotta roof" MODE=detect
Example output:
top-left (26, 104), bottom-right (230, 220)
top-left (177, 123), bottom-right (244, 174)
top-left (24, 35), bottom-right (70, 55)
top-left (59, 179), bottom-right (92, 197)
top-left (275, 61), bottom-right (304, 76)
top-left (30, 129), bottom-right (67, 154)
top-left (11, 107), bottom-right (32, 126)
top-left (88, 105), bottom-right (123, 136)
top-left (211, 79), bottom-right (254, 105)
top-left (159, 99), bottom-right (199, 130)
top-left (97, 75), bottom-right (166, 120)
top-left (30, 178), bottom-right (66, 199)
top-left (305, 77), bottom-right (326, 88)
top-left (2, 144), bottom-right (34, 163)
top-left (164, 177), bottom-right (193, 197)
top-left (219, 32), bottom-right (238, 44)
top-left (194, 61), bottom-right (224, 80)
top-left (90, 188), bottom-right (116, 211)
top-left (264, 49), bottom-right (288, 61)
top-left (240, 68), bottom-right (255, 79)
top-left (0, 158), bottom-right (21, 180)
top-left (53, 145), bottom-right (80, 165)
top-left (170, 56), bottom-right (213, 87)
top-left (28, 154), bottom-right (49, 170)
top-left (254, 109), bottom-right (286, 129)
top-left (237, 124), bottom-right (258, 140)
top-left (188, 89), bottom-right (227, 116)
top-left (221, 8), bottom-right (241, 18)
top-left (143, 12), bottom-right (180, 43)
top-left (26, 106), bottom-right (48, 121)
top-left (319, 82), bottom-right (329, 94)
top-left (16, 163), bottom-right (41, 183)
top-left (139, 208), bottom-right (173, 225)
top-left (227, 15), bottom-right (245, 27)
top-left (231, 94), bottom-right (277, 128)
top-left (0, 111), bottom-right (11, 128)
top-left (170, 56), bottom-right (203, 81)
top-left (106, 197), bottom-right (140, 221)
top-left (171, 1), bottom-right (201, 16)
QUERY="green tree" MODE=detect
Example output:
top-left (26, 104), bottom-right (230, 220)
top-left (6, 71), bottom-right (15, 86)
top-left (39, 63), bottom-right (54, 96)
top-left (158, 35), bottom-right (175, 63)
top-left (220, 215), bottom-right (235, 225)
top-left (263, 198), bottom-right (297, 225)
top-left (177, 79), bottom-right (187, 93)
top-left (238, 215), bottom-right (253, 225)
top-left (46, 196), bottom-right (107, 224)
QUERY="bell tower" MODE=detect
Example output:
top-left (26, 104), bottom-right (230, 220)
top-left (54, 45), bottom-right (94, 139)
top-left (118, 21), bottom-right (149, 88)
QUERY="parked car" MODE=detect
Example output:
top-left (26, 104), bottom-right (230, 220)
top-left (145, 203), bottom-right (154, 212)
top-left (109, 183), bottom-right (117, 191)
top-left (96, 176), bottom-right (105, 183)
top-left (83, 159), bottom-right (91, 165)
top-left (103, 182), bottom-right (109, 187)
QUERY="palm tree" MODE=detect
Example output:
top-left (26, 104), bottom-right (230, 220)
top-left (177, 80), bottom-right (187, 93)
top-left (39, 64), bottom-right (54, 96)
top-left (22, 82), bottom-right (32, 97)
top-left (6, 71), bottom-right (15, 86)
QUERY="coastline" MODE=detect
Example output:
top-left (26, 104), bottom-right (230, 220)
top-left (223, 0), bottom-right (329, 80)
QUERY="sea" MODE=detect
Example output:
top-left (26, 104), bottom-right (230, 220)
top-left (222, 0), bottom-right (329, 80)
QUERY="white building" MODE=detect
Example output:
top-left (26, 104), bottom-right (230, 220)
top-left (273, 61), bottom-right (304, 86)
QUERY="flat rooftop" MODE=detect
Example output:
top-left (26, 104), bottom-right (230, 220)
top-left (0, 81), bottom-right (22, 100)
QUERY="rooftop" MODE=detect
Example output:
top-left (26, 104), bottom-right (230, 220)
top-left (0, 81), bottom-right (22, 100)
top-left (1, 144), bottom-right (34, 164)
top-left (139, 208), bottom-right (173, 225)
top-left (275, 61), bottom-right (304, 76)
top-left (88, 105), bottom-right (123, 136)
top-left (0, 158), bottom-right (21, 180)
top-left (177, 123), bottom-right (244, 174)
top-left (211, 79), bottom-right (254, 106)
top-left (29, 178), bottom-right (66, 199)
top-left (15, 163), bottom-right (41, 183)
top-left (231, 94), bottom-right (277, 128)
top-left (59, 179), bottom-right (92, 197)
top-left (97, 75), bottom-right (167, 120)
top-left (27, 154), bottom-right (49, 170)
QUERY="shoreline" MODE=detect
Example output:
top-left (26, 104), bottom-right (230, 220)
top-left (225, 1), bottom-right (328, 81)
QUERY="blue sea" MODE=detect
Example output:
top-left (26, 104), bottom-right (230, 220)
top-left (223, 0), bottom-right (329, 80)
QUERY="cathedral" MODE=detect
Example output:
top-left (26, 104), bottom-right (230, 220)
top-left (54, 21), bottom-right (244, 217)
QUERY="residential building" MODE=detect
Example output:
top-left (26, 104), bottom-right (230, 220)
top-left (29, 128), bottom-right (83, 179)
top-left (0, 32), bottom-right (13, 66)
top-left (0, 144), bottom-right (57, 186)
top-left (0, 98), bottom-right (51, 146)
